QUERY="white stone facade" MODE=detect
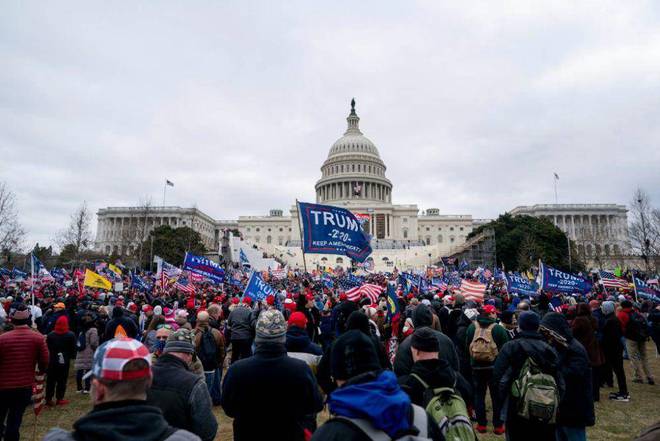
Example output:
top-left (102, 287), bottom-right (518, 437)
top-left (509, 204), bottom-right (630, 260)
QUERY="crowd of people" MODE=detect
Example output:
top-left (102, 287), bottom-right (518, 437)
top-left (0, 264), bottom-right (659, 441)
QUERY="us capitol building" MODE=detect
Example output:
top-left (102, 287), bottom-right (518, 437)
top-left (95, 101), bottom-right (630, 270)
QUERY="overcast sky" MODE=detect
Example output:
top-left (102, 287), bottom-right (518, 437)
top-left (2, 1), bottom-right (660, 249)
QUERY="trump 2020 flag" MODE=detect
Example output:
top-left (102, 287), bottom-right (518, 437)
top-left (539, 261), bottom-right (592, 294)
top-left (183, 252), bottom-right (225, 284)
top-left (298, 201), bottom-right (372, 263)
top-left (244, 271), bottom-right (277, 302)
top-left (239, 249), bottom-right (250, 266)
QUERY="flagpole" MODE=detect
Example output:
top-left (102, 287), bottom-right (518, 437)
top-left (632, 277), bottom-right (639, 303)
top-left (162, 181), bottom-right (167, 207)
top-left (553, 174), bottom-right (558, 204)
top-left (30, 252), bottom-right (35, 307)
top-left (295, 200), bottom-right (308, 273)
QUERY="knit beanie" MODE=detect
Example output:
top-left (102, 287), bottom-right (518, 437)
top-left (411, 327), bottom-right (439, 352)
top-left (540, 312), bottom-right (573, 340)
top-left (518, 311), bottom-right (540, 332)
top-left (601, 301), bottom-right (615, 315)
top-left (163, 328), bottom-right (195, 354)
top-left (153, 305), bottom-right (163, 316)
top-left (346, 311), bottom-right (371, 336)
top-left (331, 329), bottom-right (381, 381)
top-left (255, 310), bottom-right (287, 343)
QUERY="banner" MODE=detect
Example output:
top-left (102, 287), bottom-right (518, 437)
top-left (634, 277), bottom-right (659, 302)
top-left (83, 269), bottom-right (112, 290)
top-left (239, 249), bottom-right (250, 266)
top-left (539, 261), bottom-right (591, 294)
top-left (298, 201), bottom-right (372, 263)
top-left (505, 273), bottom-right (539, 296)
top-left (244, 271), bottom-right (277, 302)
top-left (183, 252), bottom-right (225, 284)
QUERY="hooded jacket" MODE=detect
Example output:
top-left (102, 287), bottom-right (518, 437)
top-left (286, 325), bottom-right (323, 356)
top-left (311, 370), bottom-right (443, 441)
top-left (46, 317), bottom-right (76, 367)
top-left (464, 316), bottom-right (510, 368)
top-left (541, 312), bottom-right (595, 428)
top-left (226, 305), bottom-right (254, 341)
top-left (42, 400), bottom-right (200, 441)
top-left (104, 308), bottom-right (138, 340)
top-left (571, 304), bottom-right (603, 367)
top-left (393, 304), bottom-right (459, 376)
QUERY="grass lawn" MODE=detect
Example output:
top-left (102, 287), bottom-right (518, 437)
top-left (26, 344), bottom-right (659, 441)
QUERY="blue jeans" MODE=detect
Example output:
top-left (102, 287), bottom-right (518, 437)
top-left (556, 426), bottom-right (586, 441)
top-left (204, 368), bottom-right (222, 405)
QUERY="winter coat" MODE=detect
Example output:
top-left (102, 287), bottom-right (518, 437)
top-left (146, 354), bottom-right (218, 441)
top-left (193, 325), bottom-right (226, 371)
top-left (74, 327), bottom-right (99, 371)
top-left (0, 326), bottom-right (49, 389)
top-left (311, 370), bottom-right (444, 441)
top-left (492, 331), bottom-right (564, 417)
top-left (331, 300), bottom-right (359, 336)
top-left (104, 308), bottom-right (138, 340)
top-left (286, 326), bottom-right (323, 356)
top-left (571, 307), bottom-right (603, 367)
top-left (464, 316), bottom-right (510, 368)
top-left (398, 358), bottom-right (473, 407)
top-left (648, 308), bottom-right (660, 341)
top-left (226, 306), bottom-right (253, 341)
top-left (393, 304), bottom-right (459, 376)
top-left (601, 313), bottom-right (624, 358)
top-left (43, 400), bottom-right (201, 441)
top-left (556, 338), bottom-right (595, 427)
top-left (221, 341), bottom-right (324, 441)
top-left (46, 330), bottom-right (76, 368)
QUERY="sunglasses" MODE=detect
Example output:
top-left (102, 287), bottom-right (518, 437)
top-left (156, 324), bottom-right (173, 330)
top-left (156, 336), bottom-right (169, 341)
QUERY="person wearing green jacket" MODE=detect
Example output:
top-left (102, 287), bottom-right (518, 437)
top-left (464, 304), bottom-right (510, 435)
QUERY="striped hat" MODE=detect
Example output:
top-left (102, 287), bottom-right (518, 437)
top-left (84, 337), bottom-right (151, 381)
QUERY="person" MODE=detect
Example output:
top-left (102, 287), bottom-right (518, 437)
top-left (571, 303), bottom-right (603, 402)
top-left (601, 301), bottom-right (629, 401)
top-left (194, 311), bottom-right (225, 406)
top-left (74, 314), bottom-right (99, 394)
top-left (43, 337), bottom-right (201, 441)
top-left (0, 306), bottom-right (49, 441)
top-left (311, 329), bottom-right (444, 440)
top-left (493, 311), bottom-right (564, 441)
top-left (146, 329), bottom-right (218, 441)
top-left (331, 292), bottom-right (358, 336)
top-left (500, 310), bottom-right (518, 340)
top-left (617, 300), bottom-right (654, 384)
top-left (394, 303), bottom-right (459, 376)
top-left (143, 316), bottom-right (166, 351)
top-left (104, 305), bottom-right (138, 340)
top-left (152, 325), bottom-right (173, 362)
top-left (175, 310), bottom-right (192, 330)
top-left (464, 304), bottom-right (509, 434)
top-left (399, 327), bottom-right (472, 406)
top-left (286, 311), bottom-right (323, 368)
top-left (648, 304), bottom-right (660, 355)
top-left (42, 302), bottom-right (68, 334)
top-left (222, 309), bottom-right (323, 441)
top-left (540, 312), bottom-right (594, 441)
top-left (45, 315), bottom-right (76, 406)
top-left (226, 297), bottom-right (254, 363)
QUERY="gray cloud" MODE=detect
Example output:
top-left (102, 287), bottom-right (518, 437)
top-left (2, 1), bottom-right (660, 248)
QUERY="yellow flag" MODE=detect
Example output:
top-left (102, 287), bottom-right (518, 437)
top-left (108, 264), bottom-right (122, 276)
top-left (84, 269), bottom-right (112, 290)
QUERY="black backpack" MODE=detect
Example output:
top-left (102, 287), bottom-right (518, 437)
top-left (198, 329), bottom-right (218, 370)
top-left (625, 311), bottom-right (649, 342)
top-left (76, 331), bottom-right (86, 352)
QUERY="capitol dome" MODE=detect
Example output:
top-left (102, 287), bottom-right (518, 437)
top-left (315, 100), bottom-right (393, 205)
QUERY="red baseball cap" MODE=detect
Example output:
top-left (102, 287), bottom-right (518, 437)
top-left (231, 297), bottom-right (240, 305)
top-left (482, 305), bottom-right (497, 315)
top-left (288, 311), bottom-right (308, 329)
top-left (305, 293), bottom-right (314, 301)
top-left (243, 296), bottom-right (253, 305)
top-left (266, 295), bottom-right (275, 306)
top-left (339, 293), bottom-right (348, 301)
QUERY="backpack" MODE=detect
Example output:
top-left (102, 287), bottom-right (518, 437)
top-left (114, 324), bottom-right (127, 338)
top-left (411, 374), bottom-right (477, 441)
top-left (198, 328), bottom-right (218, 370)
top-left (625, 311), bottom-right (649, 342)
top-left (330, 403), bottom-right (432, 441)
top-left (469, 323), bottom-right (498, 364)
top-left (511, 342), bottom-right (559, 424)
top-left (76, 331), bottom-right (86, 352)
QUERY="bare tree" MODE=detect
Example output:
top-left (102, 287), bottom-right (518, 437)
top-left (57, 201), bottom-right (93, 262)
top-left (629, 188), bottom-right (659, 272)
top-left (0, 181), bottom-right (25, 255)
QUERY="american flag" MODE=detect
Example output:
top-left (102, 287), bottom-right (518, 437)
top-left (459, 279), bottom-right (486, 301)
top-left (599, 270), bottom-right (628, 289)
top-left (32, 370), bottom-right (46, 416)
top-left (174, 276), bottom-right (195, 294)
top-left (345, 283), bottom-right (385, 304)
top-left (271, 268), bottom-right (287, 280)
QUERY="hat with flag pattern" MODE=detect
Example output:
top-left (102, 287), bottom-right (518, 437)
top-left (83, 337), bottom-right (151, 381)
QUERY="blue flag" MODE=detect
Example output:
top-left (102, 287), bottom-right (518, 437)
top-left (634, 277), bottom-right (659, 302)
top-left (0, 267), bottom-right (12, 277)
top-left (386, 282), bottom-right (400, 320)
top-left (11, 268), bottom-right (27, 280)
top-left (183, 252), bottom-right (225, 284)
top-left (459, 259), bottom-right (469, 271)
top-left (239, 249), bottom-right (250, 266)
top-left (131, 273), bottom-right (152, 291)
top-left (505, 273), bottom-right (539, 296)
top-left (31, 254), bottom-right (51, 278)
top-left (298, 201), bottom-right (372, 263)
top-left (244, 271), bottom-right (277, 302)
top-left (539, 261), bottom-right (591, 294)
